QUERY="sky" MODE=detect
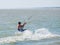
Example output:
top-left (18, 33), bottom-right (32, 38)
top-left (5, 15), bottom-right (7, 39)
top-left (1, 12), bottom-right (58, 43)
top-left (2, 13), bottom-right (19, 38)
top-left (0, 0), bottom-right (60, 9)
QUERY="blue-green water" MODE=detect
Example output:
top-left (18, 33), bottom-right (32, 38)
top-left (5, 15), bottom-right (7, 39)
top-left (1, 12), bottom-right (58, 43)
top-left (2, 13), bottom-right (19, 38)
top-left (0, 8), bottom-right (60, 45)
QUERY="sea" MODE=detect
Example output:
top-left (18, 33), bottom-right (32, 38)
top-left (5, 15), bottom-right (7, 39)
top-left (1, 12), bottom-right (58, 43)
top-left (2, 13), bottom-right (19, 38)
top-left (0, 8), bottom-right (60, 45)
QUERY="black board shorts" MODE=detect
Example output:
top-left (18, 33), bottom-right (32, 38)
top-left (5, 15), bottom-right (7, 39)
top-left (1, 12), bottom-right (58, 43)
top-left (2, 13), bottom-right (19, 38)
top-left (18, 29), bottom-right (26, 32)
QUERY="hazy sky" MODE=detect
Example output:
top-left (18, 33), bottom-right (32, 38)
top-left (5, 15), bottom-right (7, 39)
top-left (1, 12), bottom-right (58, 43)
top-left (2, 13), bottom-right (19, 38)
top-left (0, 0), bottom-right (60, 9)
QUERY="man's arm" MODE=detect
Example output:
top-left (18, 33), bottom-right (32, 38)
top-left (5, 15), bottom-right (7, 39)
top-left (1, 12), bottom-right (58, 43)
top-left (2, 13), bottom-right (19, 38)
top-left (22, 22), bottom-right (26, 27)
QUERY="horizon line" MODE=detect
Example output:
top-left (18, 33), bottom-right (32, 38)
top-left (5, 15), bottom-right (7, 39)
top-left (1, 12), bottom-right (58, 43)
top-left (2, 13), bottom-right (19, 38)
top-left (0, 7), bottom-right (60, 10)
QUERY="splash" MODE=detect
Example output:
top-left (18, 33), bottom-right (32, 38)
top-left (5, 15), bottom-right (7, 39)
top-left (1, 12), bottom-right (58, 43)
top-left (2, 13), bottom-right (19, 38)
top-left (0, 28), bottom-right (60, 44)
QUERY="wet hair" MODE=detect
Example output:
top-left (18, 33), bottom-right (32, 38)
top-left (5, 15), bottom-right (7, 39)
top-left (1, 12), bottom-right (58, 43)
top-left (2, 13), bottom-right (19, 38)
top-left (18, 22), bottom-right (21, 24)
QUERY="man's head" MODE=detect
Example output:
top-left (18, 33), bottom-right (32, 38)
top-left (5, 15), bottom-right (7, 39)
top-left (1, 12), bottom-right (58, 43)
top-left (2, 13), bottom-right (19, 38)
top-left (18, 22), bottom-right (21, 24)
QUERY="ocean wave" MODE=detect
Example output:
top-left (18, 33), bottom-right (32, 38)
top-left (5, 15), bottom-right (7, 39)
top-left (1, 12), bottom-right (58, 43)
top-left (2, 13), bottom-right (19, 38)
top-left (0, 28), bottom-right (60, 44)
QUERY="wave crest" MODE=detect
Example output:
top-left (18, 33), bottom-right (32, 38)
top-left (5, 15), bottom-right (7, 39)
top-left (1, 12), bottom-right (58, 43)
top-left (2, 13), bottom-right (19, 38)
top-left (0, 28), bottom-right (60, 44)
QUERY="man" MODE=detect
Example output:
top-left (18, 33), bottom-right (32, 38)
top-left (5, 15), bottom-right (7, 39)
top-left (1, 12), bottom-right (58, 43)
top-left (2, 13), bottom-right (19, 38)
top-left (18, 22), bottom-right (26, 32)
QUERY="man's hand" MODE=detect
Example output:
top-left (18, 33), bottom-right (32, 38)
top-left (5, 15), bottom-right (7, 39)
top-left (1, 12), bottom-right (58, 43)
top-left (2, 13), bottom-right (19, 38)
top-left (24, 22), bottom-right (27, 24)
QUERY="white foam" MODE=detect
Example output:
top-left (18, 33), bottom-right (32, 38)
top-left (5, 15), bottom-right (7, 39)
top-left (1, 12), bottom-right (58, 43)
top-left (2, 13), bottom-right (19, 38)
top-left (0, 28), bottom-right (60, 44)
